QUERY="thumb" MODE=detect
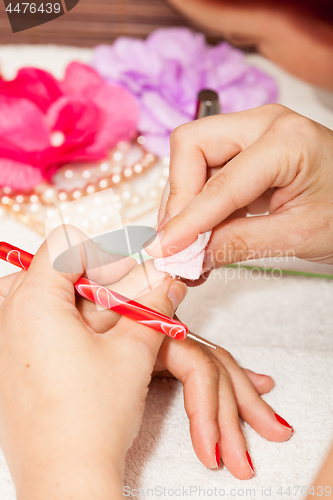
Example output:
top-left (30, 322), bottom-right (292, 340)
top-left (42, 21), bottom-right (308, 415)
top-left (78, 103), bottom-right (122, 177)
top-left (112, 274), bottom-right (188, 360)
top-left (146, 134), bottom-right (285, 258)
top-left (23, 225), bottom-right (135, 299)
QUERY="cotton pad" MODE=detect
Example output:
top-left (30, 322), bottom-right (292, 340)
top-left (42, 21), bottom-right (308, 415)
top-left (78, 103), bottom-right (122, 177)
top-left (154, 231), bottom-right (212, 280)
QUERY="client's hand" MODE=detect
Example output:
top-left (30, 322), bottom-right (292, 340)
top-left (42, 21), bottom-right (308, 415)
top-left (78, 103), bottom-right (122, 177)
top-left (78, 259), bottom-right (295, 481)
top-left (0, 227), bottom-right (187, 500)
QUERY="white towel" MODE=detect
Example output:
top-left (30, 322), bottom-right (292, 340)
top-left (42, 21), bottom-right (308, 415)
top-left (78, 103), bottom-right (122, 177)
top-left (123, 270), bottom-right (333, 497)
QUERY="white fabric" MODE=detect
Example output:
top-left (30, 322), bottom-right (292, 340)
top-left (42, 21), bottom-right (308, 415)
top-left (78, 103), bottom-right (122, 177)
top-left (154, 231), bottom-right (212, 279)
top-left (0, 45), bottom-right (332, 499)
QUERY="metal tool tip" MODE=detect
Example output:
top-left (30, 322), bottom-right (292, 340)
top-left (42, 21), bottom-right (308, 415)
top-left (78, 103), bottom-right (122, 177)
top-left (186, 332), bottom-right (217, 349)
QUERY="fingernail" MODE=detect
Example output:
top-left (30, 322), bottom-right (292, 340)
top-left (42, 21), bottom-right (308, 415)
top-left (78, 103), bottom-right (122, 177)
top-left (144, 230), bottom-right (165, 252)
top-left (157, 214), bottom-right (169, 232)
top-left (203, 251), bottom-right (215, 271)
top-left (167, 281), bottom-right (188, 312)
top-left (274, 412), bottom-right (294, 432)
top-left (215, 442), bottom-right (220, 468)
top-left (246, 450), bottom-right (255, 477)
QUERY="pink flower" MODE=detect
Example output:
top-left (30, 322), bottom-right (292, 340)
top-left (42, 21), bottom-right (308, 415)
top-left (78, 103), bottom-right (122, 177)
top-left (0, 62), bottom-right (139, 190)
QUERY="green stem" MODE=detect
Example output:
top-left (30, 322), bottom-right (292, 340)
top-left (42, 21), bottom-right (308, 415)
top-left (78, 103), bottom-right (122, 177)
top-left (224, 264), bottom-right (333, 280)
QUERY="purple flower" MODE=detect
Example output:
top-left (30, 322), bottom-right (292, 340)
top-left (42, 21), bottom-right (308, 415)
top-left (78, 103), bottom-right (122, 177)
top-left (91, 28), bottom-right (278, 156)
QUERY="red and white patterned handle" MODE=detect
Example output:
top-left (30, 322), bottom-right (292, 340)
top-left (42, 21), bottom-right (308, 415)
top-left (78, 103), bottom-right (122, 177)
top-left (0, 241), bottom-right (188, 340)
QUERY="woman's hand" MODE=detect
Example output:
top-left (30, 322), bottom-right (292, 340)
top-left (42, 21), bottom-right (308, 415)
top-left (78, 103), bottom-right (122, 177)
top-left (151, 333), bottom-right (294, 479)
top-left (0, 227), bottom-right (294, 490)
top-left (0, 227), bottom-right (187, 500)
top-left (146, 104), bottom-right (333, 267)
top-left (78, 259), bottom-right (295, 481)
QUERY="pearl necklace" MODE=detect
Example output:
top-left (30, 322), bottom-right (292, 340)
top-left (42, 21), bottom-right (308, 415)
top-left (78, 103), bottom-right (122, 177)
top-left (0, 136), bottom-right (169, 236)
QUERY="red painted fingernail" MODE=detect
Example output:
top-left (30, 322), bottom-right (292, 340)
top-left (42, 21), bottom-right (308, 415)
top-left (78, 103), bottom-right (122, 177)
top-left (274, 412), bottom-right (294, 432)
top-left (246, 450), bottom-right (255, 477)
top-left (215, 443), bottom-right (220, 468)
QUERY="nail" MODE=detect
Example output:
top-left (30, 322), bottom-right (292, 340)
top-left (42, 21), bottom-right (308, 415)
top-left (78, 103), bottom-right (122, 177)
top-left (274, 413), bottom-right (294, 432)
top-left (157, 214), bottom-right (169, 232)
top-left (202, 251), bottom-right (215, 271)
top-left (215, 442), bottom-right (220, 468)
top-left (142, 232), bottom-right (157, 249)
top-left (144, 230), bottom-right (165, 252)
top-left (167, 281), bottom-right (188, 312)
top-left (246, 450), bottom-right (255, 477)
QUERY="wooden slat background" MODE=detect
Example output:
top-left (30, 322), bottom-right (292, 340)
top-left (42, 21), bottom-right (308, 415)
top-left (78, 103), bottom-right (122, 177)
top-left (0, 0), bottom-right (221, 46)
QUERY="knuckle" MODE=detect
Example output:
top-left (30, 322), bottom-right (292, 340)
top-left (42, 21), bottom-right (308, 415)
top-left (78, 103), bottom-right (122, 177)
top-left (217, 346), bottom-right (236, 364)
top-left (204, 171), bottom-right (238, 208)
top-left (168, 183), bottom-right (184, 199)
top-left (147, 299), bottom-right (171, 318)
top-left (200, 356), bottom-right (220, 382)
top-left (170, 123), bottom-right (192, 148)
top-left (236, 398), bottom-right (253, 415)
top-left (184, 346), bottom-right (220, 383)
top-left (49, 223), bottom-right (81, 241)
top-left (47, 224), bottom-right (88, 271)
top-left (262, 102), bottom-right (289, 117)
top-left (49, 224), bottom-right (88, 251)
top-left (215, 360), bottom-right (230, 382)
top-left (141, 291), bottom-right (174, 319)
top-left (204, 173), bottom-right (226, 195)
top-left (224, 228), bottom-right (251, 263)
top-left (274, 112), bottom-right (316, 137)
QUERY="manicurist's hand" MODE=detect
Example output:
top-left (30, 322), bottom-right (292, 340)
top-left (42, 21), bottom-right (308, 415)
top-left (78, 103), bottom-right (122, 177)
top-left (147, 104), bottom-right (333, 267)
top-left (0, 227), bottom-right (187, 500)
top-left (0, 227), bottom-right (294, 489)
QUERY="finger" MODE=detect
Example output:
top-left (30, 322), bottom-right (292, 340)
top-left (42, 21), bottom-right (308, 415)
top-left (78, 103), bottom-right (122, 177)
top-left (157, 336), bottom-right (253, 478)
top-left (157, 180), bottom-right (170, 228)
top-left (108, 276), bottom-right (188, 367)
top-left (157, 336), bottom-right (284, 478)
top-left (157, 337), bottom-right (220, 469)
top-left (242, 369), bottom-right (275, 395)
top-left (166, 105), bottom-right (287, 220)
top-left (93, 275), bottom-right (188, 459)
top-left (188, 346), bottom-right (255, 479)
top-left (25, 226), bottom-right (108, 289)
top-left (7, 226), bottom-right (129, 342)
top-left (78, 260), bottom-right (170, 333)
top-left (214, 356), bottom-right (255, 480)
top-left (203, 205), bottom-right (315, 267)
top-left (23, 225), bottom-right (137, 300)
top-left (50, 226), bottom-right (136, 286)
top-left (215, 348), bottom-right (294, 442)
top-left (147, 113), bottom-right (301, 258)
